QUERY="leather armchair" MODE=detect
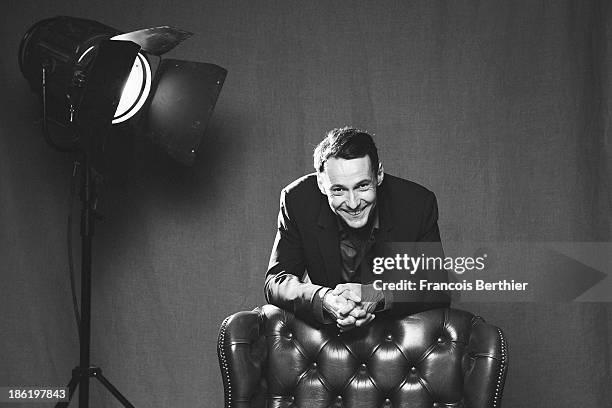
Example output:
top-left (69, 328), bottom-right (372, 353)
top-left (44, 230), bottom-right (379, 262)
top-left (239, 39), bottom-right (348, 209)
top-left (218, 305), bottom-right (508, 408)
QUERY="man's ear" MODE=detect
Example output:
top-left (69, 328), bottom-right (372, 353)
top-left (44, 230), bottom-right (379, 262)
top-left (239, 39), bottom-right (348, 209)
top-left (376, 162), bottom-right (384, 186)
top-left (316, 172), bottom-right (326, 195)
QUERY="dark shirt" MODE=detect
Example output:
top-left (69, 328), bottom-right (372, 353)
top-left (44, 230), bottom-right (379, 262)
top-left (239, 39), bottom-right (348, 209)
top-left (338, 208), bottom-right (379, 283)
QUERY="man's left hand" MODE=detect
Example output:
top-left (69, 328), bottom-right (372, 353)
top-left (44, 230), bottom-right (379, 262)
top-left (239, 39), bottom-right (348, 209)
top-left (336, 310), bottom-right (375, 332)
top-left (332, 283), bottom-right (381, 313)
top-left (332, 283), bottom-right (383, 331)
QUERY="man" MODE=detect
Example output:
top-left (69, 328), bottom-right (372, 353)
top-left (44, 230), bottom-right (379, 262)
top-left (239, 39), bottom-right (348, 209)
top-left (265, 127), bottom-right (449, 331)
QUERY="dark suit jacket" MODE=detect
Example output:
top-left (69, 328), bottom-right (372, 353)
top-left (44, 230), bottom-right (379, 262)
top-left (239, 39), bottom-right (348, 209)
top-left (265, 173), bottom-right (450, 324)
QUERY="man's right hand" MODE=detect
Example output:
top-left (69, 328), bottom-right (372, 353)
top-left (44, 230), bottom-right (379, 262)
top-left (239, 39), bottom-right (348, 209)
top-left (336, 311), bottom-right (375, 332)
top-left (323, 291), bottom-right (375, 332)
top-left (322, 291), bottom-right (359, 319)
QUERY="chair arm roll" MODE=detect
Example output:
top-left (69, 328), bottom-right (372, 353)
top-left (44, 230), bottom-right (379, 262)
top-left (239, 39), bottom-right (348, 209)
top-left (217, 309), bottom-right (267, 408)
top-left (463, 316), bottom-right (509, 408)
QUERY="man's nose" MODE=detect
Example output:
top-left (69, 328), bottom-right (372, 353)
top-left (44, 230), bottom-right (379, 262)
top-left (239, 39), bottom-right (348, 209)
top-left (346, 191), bottom-right (359, 209)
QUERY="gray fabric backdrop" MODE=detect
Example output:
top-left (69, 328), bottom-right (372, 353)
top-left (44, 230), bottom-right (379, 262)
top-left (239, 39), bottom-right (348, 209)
top-left (1, 0), bottom-right (611, 406)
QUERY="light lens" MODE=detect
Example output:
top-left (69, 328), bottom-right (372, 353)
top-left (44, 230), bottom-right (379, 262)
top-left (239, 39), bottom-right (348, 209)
top-left (112, 52), bottom-right (151, 124)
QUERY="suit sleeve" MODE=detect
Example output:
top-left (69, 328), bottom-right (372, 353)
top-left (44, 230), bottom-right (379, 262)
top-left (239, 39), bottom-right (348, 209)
top-left (383, 191), bottom-right (451, 316)
top-left (264, 188), bottom-right (331, 324)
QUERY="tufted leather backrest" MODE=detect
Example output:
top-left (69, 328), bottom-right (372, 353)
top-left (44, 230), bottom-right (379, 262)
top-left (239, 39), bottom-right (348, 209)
top-left (218, 305), bottom-right (508, 408)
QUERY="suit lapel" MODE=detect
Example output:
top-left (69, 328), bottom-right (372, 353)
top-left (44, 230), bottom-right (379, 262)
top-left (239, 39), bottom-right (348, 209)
top-left (316, 199), bottom-right (342, 287)
top-left (373, 181), bottom-right (395, 261)
top-left (377, 180), bottom-right (394, 241)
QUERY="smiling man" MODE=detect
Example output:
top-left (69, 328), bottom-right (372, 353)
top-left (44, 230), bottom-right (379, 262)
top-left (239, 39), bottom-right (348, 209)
top-left (265, 127), bottom-right (450, 331)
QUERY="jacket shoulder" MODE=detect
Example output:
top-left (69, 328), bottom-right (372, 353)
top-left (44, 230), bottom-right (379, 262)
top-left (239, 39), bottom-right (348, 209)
top-left (282, 173), bottom-right (318, 195)
top-left (279, 173), bottom-right (322, 219)
top-left (281, 173), bottom-right (322, 206)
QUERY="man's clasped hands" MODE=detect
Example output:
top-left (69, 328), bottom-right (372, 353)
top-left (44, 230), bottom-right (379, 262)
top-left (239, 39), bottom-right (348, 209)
top-left (322, 283), bottom-right (381, 332)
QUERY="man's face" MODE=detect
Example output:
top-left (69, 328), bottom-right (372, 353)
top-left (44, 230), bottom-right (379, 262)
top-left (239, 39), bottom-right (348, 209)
top-left (317, 156), bottom-right (384, 229)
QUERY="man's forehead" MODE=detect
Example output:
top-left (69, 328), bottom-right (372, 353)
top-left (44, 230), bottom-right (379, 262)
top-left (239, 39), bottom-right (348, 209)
top-left (322, 156), bottom-right (373, 183)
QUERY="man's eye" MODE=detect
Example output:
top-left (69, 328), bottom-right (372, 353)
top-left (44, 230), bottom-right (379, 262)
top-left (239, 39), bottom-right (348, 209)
top-left (358, 184), bottom-right (371, 190)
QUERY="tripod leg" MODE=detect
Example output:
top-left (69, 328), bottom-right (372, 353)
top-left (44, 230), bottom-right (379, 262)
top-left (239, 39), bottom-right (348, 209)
top-left (93, 371), bottom-right (135, 408)
top-left (55, 368), bottom-right (80, 408)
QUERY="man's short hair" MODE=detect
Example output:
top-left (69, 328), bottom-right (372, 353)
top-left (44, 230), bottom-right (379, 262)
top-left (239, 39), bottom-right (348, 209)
top-left (313, 127), bottom-right (379, 173)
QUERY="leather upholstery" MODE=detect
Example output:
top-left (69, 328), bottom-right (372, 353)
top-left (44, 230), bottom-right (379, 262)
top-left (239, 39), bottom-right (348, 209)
top-left (218, 305), bottom-right (508, 408)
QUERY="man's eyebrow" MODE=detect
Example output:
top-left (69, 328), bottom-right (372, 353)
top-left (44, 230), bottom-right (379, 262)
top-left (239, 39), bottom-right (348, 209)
top-left (330, 179), bottom-right (372, 189)
top-left (330, 183), bottom-right (347, 189)
top-left (353, 178), bottom-right (373, 187)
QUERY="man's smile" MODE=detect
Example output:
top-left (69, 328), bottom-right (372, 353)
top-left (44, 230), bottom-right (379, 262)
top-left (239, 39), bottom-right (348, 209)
top-left (341, 203), bottom-right (371, 218)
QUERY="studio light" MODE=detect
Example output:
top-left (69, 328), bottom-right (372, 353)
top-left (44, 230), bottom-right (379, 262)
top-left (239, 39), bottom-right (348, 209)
top-left (19, 15), bottom-right (227, 165)
top-left (19, 17), bottom-right (147, 129)
top-left (18, 16), bottom-right (227, 408)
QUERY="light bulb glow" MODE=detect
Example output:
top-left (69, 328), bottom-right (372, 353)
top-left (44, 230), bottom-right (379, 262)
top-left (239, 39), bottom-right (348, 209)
top-left (112, 52), bottom-right (151, 124)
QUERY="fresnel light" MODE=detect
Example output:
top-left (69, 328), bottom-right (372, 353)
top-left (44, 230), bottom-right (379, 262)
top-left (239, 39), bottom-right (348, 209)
top-left (19, 16), bottom-right (227, 165)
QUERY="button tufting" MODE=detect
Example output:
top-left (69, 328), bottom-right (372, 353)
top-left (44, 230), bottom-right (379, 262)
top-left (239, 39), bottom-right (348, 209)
top-left (437, 337), bottom-right (443, 343)
top-left (411, 366), bottom-right (417, 373)
top-left (385, 398), bottom-right (391, 404)
top-left (336, 395), bottom-right (342, 401)
top-left (386, 334), bottom-right (393, 340)
top-left (312, 362), bottom-right (317, 368)
top-left (287, 332), bottom-right (293, 339)
top-left (361, 363), bottom-right (367, 369)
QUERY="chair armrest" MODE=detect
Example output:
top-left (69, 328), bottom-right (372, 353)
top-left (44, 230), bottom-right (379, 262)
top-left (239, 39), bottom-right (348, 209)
top-left (463, 316), bottom-right (509, 408)
top-left (217, 309), bottom-right (267, 408)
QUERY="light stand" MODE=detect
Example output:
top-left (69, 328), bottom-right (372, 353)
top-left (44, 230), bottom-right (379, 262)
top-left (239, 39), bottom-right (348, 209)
top-left (57, 151), bottom-right (134, 408)
top-left (52, 39), bottom-right (141, 408)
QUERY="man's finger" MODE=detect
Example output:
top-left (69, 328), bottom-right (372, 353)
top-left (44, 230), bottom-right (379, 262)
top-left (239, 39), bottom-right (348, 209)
top-left (348, 306), bottom-right (366, 318)
top-left (336, 315), bottom-right (356, 327)
top-left (336, 299), bottom-right (355, 315)
top-left (354, 314), bottom-right (375, 327)
top-left (331, 283), bottom-right (351, 294)
top-left (333, 288), bottom-right (361, 303)
top-left (342, 290), bottom-right (361, 303)
top-left (332, 284), bottom-right (362, 302)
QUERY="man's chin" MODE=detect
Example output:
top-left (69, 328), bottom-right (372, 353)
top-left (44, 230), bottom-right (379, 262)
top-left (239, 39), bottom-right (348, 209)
top-left (343, 219), bottom-right (367, 229)
top-left (339, 211), bottom-right (369, 229)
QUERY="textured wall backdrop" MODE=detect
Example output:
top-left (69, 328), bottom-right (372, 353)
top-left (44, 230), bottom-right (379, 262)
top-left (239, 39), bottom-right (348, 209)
top-left (1, 1), bottom-right (611, 407)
